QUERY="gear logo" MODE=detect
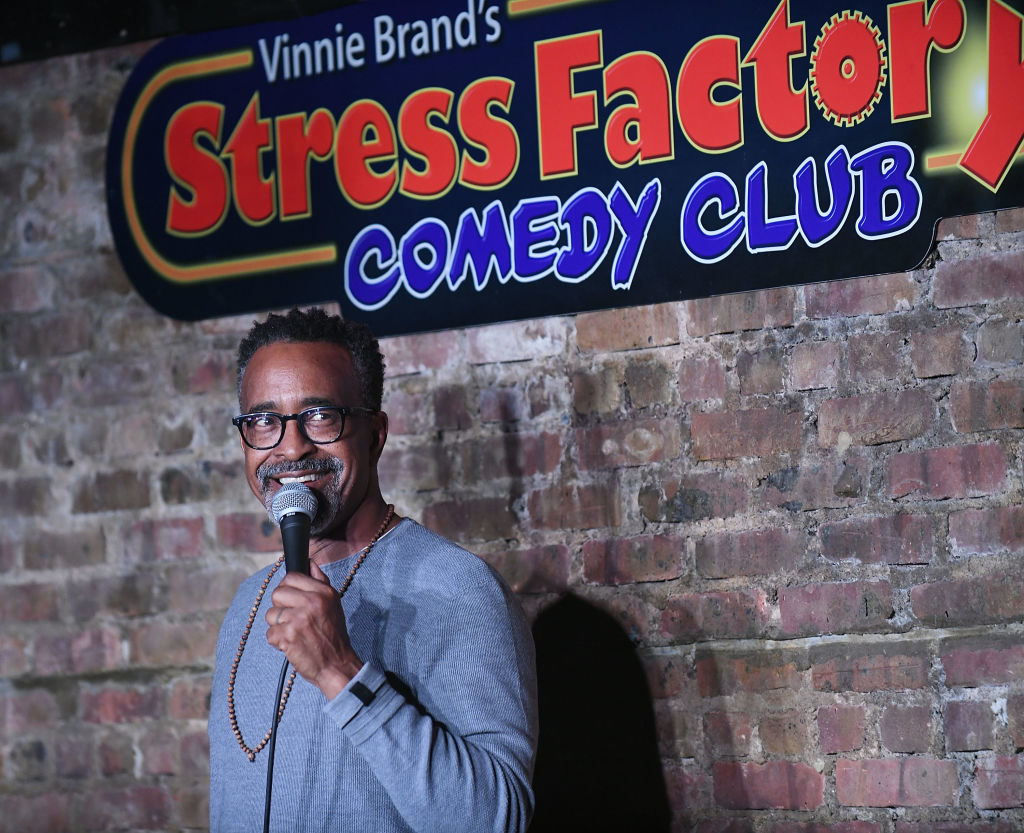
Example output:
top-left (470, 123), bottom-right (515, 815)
top-left (809, 11), bottom-right (888, 128)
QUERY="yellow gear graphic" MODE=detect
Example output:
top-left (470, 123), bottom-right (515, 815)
top-left (809, 11), bottom-right (888, 128)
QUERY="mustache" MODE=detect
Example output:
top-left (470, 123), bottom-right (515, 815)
top-left (257, 456), bottom-right (343, 492)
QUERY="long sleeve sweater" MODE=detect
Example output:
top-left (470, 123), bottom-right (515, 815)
top-left (208, 519), bottom-right (538, 832)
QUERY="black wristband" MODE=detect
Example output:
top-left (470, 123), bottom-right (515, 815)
top-left (350, 681), bottom-right (376, 706)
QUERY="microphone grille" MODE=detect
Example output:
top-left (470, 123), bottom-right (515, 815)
top-left (271, 482), bottom-right (318, 525)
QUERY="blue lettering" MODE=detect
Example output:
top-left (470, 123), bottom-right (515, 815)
top-left (400, 218), bottom-right (449, 297)
top-left (609, 179), bottom-right (661, 289)
top-left (851, 142), bottom-right (922, 239)
top-left (746, 162), bottom-right (797, 252)
top-left (680, 173), bottom-right (744, 264)
top-left (556, 188), bottom-right (613, 282)
top-left (343, 224), bottom-right (401, 311)
top-left (450, 201), bottom-right (512, 290)
top-left (511, 197), bottom-right (560, 281)
top-left (795, 145), bottom-right (854, 247)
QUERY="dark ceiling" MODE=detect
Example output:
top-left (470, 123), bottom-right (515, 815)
top-left (0, 1), bottom-right (355, 65)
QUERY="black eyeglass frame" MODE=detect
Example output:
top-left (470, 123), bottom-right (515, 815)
top-left (232, 406), bottom-right (378, 450)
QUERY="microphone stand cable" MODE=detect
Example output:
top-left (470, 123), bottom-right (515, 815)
top-left (262, 656), bottom-right (291, 833)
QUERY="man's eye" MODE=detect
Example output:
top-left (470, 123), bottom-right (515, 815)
top-left (251, 415), bottom-right (277, 428)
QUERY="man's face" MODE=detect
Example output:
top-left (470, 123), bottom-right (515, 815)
top-left (238, 340), bottom-right (380, 537)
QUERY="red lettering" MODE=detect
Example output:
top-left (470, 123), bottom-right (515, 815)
top-left (808, 11), bottom-right (887, 128)
top-left (458, 77), bottom-right (519, 190)
top-left (165, 102), bottom-right (229, 236)
top-left (399, 88), bottom-right (458, 199)
top-left (603, 52), bottom-right (673, 167)
top-left (959, 0), bottom-right (1024, 191)
top-left (888, 0), bottom-right (965, 121)
top-left (275, 109), bottom-right (335, 220)
top-left (223, 95), bottom-right (275, 224)
top-left (535, 31), bottom-right (603, 178)
top-left (743, 0), bottom-right (808, 141)
top-left (336, 99), bottom-right (398, 209)
top-left (677, 36), bottom-right (743, 153)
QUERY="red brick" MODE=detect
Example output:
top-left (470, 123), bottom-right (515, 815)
top-left (166, 568), bottom-right (247, 614)
top-left (433, 384), bottom-right (472, 430)
top-left (168, 675), bottom-right (214, 720)
top-left (849, 331), bottom-right (904, 384)
top-left (478, 385), bottom-right (524, 423)
top-left (423, 496), bottom-right (516, 541)
top-left (818, 389), bottom-right (932, 447)
top-left (480, 544), bottom-right (570, 595)
top-left (639, 472), bottom-right (750, 523)
top-left (70, 627), bottom-right (122, 674)
top-left (912, 575), bottom-right (1024, 627)
top-left (71, 359), bottom-right (160, 407)
top-left (73, 786), bottom-right (172, 831)
top-left (0, 634), bottom-right (28, 676)
top-left (644, 653), bottom-right (696, 700)
top-left (24, 527), bottom-right (106, 570)
top-left (942, 639), bottom-right (1024, 687)
top-left (974, 755), bottom-right (1024, 809)
top-left (0, 793), bottom-right (70, 832)
top-left (583, 535), bottom-right (683, 585)
top-left (896, 823), bottom-right (1017, 833)
top-left (71, 469), bottom-right (151, 513)
top-left (911, 325), bottom-right (969, 378)
top-left (526, 482), bottom-right (622, 530)
top-left (181, 729), bottom-right (210, 775)
top-left (817, 704), bottom-right (865, 754)
top-left (467, 318), bottom-right (566, 363)
top-left (779, 581), bottom-right (892, 637)
top-left (886, 442), bottom-right (1007, 499)
top-left (704, 711), bottom-right (753, 756)
top-left (937, 213), bottom-right (988, 239)
top-left (691, 408), bottom-right (803, 460)
top-left (0, 265), bottom-right (55, 312)
top-left (663, 761), bottom-right (712, 824)
top-left (934, 249), bottom-right (1024, 308)
top-left (99, 732), bottom-right (134, 776)
top-left (81, 685), bottom-right (165, 724)
top-left (384, 389), bottom-right (434, 435)
top-left (661, 589), bottom-right (770, 642)
top-left (977, 319), bottom-right (1024, 366)
top-left (571, 364), bottom-right (622, 415)
top-left (624, 357), bottom-right (672, 406)
top-left (379, 443), bottom-right (447, 491)
top-left (170, 352), bottom-right (233, 395)
top-left (945, 700), bottom-right (994, 751)
top-left (679, 356), bottom-right (727, 401)
top-left (0, 688), bottom-right (60, 731)
top-left (772, 824), bottom-right (880, 833)
top-left (0, 477), bottom-right (51, 515)
top-left (656, 702), bottom-right (699, 758)
top-left (576, 417), bottom-right (680, 469)
top-left (760, 457), bottom-right (870, 511)
top-left (789, 340), bottom-right (842, 390)
top-left (697, 649), bottom-right (806, 697)
top-left (128, 619), bottom-right (219, 667)
top-left (737, 346), bottom-right (783, 395)
top-left (713, 761), bottom-right (823, 810)
top-left (141, 728), bottom-right (178, 776)
top-left (381, 329), bottom-right (459, 375)
top-left (760, 710), bottom-right (807, 756)
top-left (696, 528), bottom-right (810, 578)
top-left (951, 379), bottom-right (1024, 432)
top-left (576, 302), bottom-right (679, 350)
top-left (880, 704), bottom-right (932, 753)
top-left (811, 647), bottom-right (929, 693)
top-left (685, 287), bottom-right (795, 336)
top-left (805, 273), bottom-right (916, 318)
top-left (462, 430), bottom-right (561, 479)
top-left (821, 514), bottom-right (933, 565)
top-left (215, 513), bottom-right (281, 552)
top-left (1010, 695), bottom-right (1024, 748)
top-left (69, 572), bottom-right (163, 621)
top-left (123, 518), bottom-right (203, 563)
top-left (55, 736), bottom-right (92, 779)
top-left (836, 757), bottom-right (958, 806)
top-left (0, 582), bottom-right (59, 623)
top-left (950, 505), bottom-right (1024, 557)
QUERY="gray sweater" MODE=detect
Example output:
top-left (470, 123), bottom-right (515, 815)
top-left (208, 519), bottom-right (538, 832)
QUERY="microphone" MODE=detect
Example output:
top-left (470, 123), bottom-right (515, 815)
top-left (271, 483), bottom-right (318, 574)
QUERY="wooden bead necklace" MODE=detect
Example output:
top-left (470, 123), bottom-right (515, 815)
top-left (227, 504), bottom-right (396, 762)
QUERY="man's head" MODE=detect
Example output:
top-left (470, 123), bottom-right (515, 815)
top-left (234, 308), bottom-right (388, 539)
top-left (236, 307), bottom-right (385, 411)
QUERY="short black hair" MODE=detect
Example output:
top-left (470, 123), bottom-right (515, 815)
top-left (236, 307), bottom-right (385, 410)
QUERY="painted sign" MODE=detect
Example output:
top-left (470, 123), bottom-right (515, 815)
top-left (106, 0), bottom-right (1024, 336)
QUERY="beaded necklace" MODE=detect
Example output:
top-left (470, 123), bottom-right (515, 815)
top-left (227, 504), bottom-right (396, 762)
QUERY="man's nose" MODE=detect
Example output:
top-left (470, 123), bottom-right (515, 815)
top-left (276, 417), bottom-right (315, 458)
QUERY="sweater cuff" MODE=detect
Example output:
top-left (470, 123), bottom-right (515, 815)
top-left (325, 662), bottom-right (388, 728)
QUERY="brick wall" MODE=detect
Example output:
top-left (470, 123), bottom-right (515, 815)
top-left (2, 46), bottom-right (1023, 833)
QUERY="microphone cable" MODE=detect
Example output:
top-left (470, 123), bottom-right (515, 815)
top-left (262, 656), bottom-right (292, 833)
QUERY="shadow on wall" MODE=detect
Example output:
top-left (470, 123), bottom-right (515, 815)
top-left (529, 592), bottom-right (671, 833)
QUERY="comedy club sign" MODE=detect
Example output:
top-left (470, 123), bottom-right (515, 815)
top-left (106, 0), bottom-right (1024, 336)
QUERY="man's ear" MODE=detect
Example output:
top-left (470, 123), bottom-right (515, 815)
top-left (369, 410), bottom-right (389, 462)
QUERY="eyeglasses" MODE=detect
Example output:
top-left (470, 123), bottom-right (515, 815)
top-left (232, 406), bottom-right (377, 450)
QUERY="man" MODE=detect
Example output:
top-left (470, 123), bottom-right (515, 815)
top-left (208, 307), bottom-right (538, 832)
